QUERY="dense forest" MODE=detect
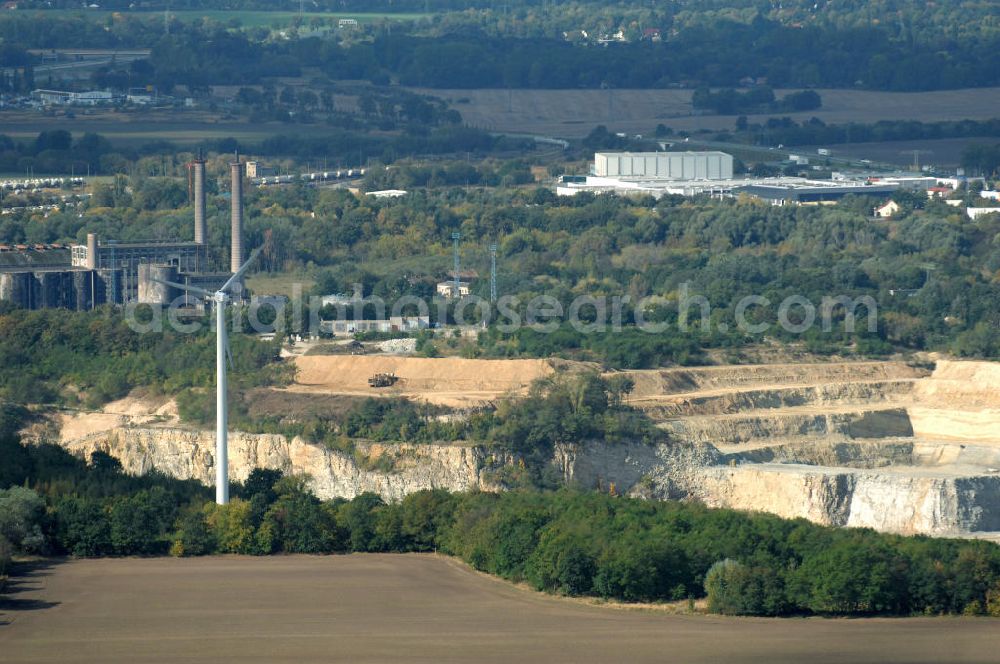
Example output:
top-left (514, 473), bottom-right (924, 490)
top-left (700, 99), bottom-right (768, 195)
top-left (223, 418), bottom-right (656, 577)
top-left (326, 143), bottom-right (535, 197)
top-left (2, 1), bottom-right (1000, 91)
top-left (3, 424), bottom-right (1000, 618)
top-left (13, 1), bottom-right (1000, 43)
top-left (0, 307), bottom-right (288, 407)
top-left (96, 24), bottom-right (1000, 91)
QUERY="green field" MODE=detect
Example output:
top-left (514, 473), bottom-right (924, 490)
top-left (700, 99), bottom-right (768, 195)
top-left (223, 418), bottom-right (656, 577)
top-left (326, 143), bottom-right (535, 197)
top-left (19, 9), bottom-right (432, 28)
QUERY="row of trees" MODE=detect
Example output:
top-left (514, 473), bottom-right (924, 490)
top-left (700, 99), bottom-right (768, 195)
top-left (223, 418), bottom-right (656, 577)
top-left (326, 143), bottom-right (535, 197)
top-left (962, 144), bottom-right (1000, 178)
top-left (0, 123), bottom-right (510, 176)
top-left (692, 87), bottom-right (821, 115)
top-left (724, 116), bottom-right (1000, 152)
top-left (0, 131), bottom-right (115, 176)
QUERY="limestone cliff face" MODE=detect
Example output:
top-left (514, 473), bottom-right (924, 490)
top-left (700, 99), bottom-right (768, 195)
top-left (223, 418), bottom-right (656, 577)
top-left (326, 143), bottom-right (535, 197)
top-left (552, 440), bottom-right (719, 498)
top-left (54, 426), bottom-right (1000, 538)
top-left (61, 427), bottom-right (503, 502)
top-left (687, 463), bottom-right (1000, 536)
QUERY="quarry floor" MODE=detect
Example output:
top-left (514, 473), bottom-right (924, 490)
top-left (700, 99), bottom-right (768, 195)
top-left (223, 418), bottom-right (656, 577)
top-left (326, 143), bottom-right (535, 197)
top-left (2, 555), bottom-right (999, 664)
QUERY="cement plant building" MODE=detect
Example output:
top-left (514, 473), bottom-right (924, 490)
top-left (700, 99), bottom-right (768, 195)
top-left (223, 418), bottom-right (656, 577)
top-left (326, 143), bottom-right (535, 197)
top-left (1, 154), bottom-right (248, 310)
top-left (593, 151), bottom-right (734, 180)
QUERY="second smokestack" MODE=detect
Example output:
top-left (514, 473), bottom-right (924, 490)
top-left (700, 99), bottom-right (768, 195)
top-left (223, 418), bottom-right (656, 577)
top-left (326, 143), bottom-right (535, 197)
top-left (230, 157), bottom-right (243, 274)
top-left (193, 157), bottom-right (206, 245)
top-left (86, 233), bottom-right (98, 269)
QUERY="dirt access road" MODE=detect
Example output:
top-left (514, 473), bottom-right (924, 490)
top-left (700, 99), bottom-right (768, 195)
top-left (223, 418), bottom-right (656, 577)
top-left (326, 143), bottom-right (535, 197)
top-left (290, 355), bottom-right (556, 407)
top-left (2, 555), bottom-right (998, 664)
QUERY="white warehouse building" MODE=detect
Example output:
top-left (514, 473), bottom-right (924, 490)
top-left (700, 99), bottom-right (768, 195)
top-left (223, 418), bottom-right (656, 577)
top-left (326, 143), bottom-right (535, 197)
top-left (594, 151), bottom-right (733, 180)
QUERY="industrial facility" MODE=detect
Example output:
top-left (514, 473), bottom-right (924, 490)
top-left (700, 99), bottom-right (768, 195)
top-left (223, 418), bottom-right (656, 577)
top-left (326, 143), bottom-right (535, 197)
top-left (0, 242), bottom-right (118, 311)
top-left (735, 180), bottom-right (900, 204)
top-left (557, 151), bottom-right (906, 204)
top-left (0, 153), bottom-right (251, 311)
top-left (594, 151), bottom-right (734, 179)
top-left (0, 262), bottom-right (116, 311)
top-left (557, 150), bottom-right (738, 199)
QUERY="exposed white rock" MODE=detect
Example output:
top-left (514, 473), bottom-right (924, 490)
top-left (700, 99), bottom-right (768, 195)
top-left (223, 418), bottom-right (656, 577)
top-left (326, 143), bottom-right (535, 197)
top-left (57, 427), bottom-right (503, 502)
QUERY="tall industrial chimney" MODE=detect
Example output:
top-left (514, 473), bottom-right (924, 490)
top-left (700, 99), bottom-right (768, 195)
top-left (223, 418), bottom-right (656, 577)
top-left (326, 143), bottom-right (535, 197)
top-left (193, 156), bottom-right (206, 245)
top-left (230, 157), bottom-right (243, 274)
top-left (86, 233), bottom-right (98, 269)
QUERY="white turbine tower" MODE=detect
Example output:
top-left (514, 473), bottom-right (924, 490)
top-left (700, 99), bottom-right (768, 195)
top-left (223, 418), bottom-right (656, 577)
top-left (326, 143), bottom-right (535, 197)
top-left (155, 248), bottom-right (260, 504)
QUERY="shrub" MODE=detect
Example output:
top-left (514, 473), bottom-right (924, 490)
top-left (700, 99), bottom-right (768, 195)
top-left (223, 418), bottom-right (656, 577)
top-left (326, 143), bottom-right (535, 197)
top-left (0, 486), bottom-right (46, 554)
top-left (171, 508), bottom-right (215, 557)
top-left (705, 559), bottom-right (788, 616)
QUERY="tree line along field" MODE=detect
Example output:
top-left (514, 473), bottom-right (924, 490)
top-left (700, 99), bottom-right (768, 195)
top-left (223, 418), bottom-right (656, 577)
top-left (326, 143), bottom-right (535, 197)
top-left (5, 86), bottom-right (1000, 160)
top-left (428, 87), bottom-right (1000, 138)
top-left (0, 109), bottom-right (341, 148)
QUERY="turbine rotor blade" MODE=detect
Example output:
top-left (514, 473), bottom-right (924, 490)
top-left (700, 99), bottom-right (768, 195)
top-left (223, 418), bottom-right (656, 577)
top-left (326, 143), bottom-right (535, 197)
top-left (221, 247), bottom-right (263, 294)
top-left (150, 277), bottom-right (213, 298)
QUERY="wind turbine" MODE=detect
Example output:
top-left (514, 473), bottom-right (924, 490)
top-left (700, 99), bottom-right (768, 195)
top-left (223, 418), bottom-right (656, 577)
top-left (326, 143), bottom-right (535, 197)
top-left (155, 248), bottom-right (260, 504)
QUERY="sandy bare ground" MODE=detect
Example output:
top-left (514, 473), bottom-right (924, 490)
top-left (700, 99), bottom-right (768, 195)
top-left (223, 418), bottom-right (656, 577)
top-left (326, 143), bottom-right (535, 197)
top-left (290, 355), bottom-right (554, 407)
top-left (1, 555), bottom-right (998, 664)
top-left (421, 87), bottom-right (1000, 138)
top-left (56, 395), bottom-right (178, 443)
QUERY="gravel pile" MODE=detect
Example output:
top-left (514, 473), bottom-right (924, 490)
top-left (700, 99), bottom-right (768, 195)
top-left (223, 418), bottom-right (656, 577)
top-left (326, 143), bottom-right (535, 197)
top-left (376, 338), bottom-right (418, 354)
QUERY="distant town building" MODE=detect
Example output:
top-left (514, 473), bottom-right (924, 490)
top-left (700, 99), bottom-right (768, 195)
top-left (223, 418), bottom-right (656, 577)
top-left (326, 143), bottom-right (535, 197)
top-left (320, 291), bottom-right (362, 308)
top-left (967, 207), bottom-right (1000, 220)
top-left (126, 87), bottom-right (156, 104)
top-left (436, 281), bottom-right (471, 299)
top-left (321, 315), bottom-right (430, 336)
top-left (876, 200), bottom-right (900, 218)
top-left (32, 89), bottom-right (118, 106)
top-left (245, 161), bottom-right (275, 179)
top-left (366, 189), bottom-right (408, 199)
